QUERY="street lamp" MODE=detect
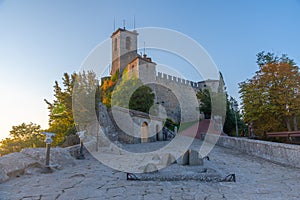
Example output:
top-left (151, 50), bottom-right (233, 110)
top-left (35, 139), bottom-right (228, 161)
top-left (231, 101), bottom-right (239, 137)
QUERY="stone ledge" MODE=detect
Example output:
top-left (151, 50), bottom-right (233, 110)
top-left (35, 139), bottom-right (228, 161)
top-left (204, 134), bottom-right (300, 168)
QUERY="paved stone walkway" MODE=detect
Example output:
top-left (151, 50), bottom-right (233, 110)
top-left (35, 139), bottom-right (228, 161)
top-left (1, 138), bottom-right (300, 200)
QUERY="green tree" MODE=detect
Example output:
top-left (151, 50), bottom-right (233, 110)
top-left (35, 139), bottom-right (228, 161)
top-left (129, 85), bottom-right (155, 113)
top-left (111, 76), bottom-right (155, 113)
top-left (197, 72), bottom-right (242, 135)
top-left (0, 123), bottom-right (44, 156)
top-left (239, 52), bottom-right (300, 136)
top-left (197, 89), bottom-right (211, 119)
top-left (100, 70), bottom-right (119, 108)
top-left (73, 71), bottom-right (101, 128)
top-left (223, 97), bottom-right (245, 136)
top-left (44, 73), bottom-right (76, 145)
top-left (45, 71), bottom-right (100, 146)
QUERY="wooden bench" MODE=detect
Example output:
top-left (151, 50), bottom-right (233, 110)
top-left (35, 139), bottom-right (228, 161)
top-left (266, 131), bottom-right (300, 144)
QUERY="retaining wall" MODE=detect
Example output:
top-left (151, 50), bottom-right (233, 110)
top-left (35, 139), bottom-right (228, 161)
top-left (204, 134), bottom-right (300, 168)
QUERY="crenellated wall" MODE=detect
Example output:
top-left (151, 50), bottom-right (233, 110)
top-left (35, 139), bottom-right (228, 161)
top-left (154, 72), bottom-right (200, 123)
top-left (156, 72), bottom-right (201, 90)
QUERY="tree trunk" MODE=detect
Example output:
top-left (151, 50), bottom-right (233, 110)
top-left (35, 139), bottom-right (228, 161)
top-left (286, 118), bottom-right (292, 131)
top-left (293, 116), bottom-right (298, 131)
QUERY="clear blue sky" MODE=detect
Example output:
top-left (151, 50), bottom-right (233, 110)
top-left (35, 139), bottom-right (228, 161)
top-left (1, 0), bottom-right (300, 139)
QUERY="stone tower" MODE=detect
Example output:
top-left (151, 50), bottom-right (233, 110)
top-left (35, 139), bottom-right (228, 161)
top-left (111, 28), bottom-right (138, 76)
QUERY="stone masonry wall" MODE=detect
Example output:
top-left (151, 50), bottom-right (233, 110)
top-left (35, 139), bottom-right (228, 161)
top-left (155, 72), bottom-right (200, 123)
top-left (204, 134), bottom-right (300, 168)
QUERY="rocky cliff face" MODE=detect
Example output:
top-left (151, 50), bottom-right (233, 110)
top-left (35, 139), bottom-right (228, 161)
top-left (98, 102), bottom-right (118, 142)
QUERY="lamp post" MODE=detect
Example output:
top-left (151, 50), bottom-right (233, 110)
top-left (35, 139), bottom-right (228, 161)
top-left (231, 101), bottom-right (239, 137)
top-left (249, 122), bottom-right (254, 138)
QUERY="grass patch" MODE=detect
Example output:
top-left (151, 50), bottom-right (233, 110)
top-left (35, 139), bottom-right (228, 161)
top-left (178, 121), bottom-right (198, 133)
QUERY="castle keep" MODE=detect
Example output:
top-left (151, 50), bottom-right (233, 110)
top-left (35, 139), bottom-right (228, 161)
top-left (110, 27), bottom-right (219, 124)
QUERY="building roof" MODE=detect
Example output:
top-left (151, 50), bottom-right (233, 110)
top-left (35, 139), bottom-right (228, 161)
top-left (127, 54), bottom-right (156, 66)
top-left (111, 28), bottom-right (138, 37)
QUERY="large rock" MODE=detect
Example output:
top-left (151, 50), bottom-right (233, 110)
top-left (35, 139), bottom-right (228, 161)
top-left (152, 154), bottom-right (160, 161)
top-left (98, 103), bottom-right (117, 142)
top-left (177, 150), bottom-right (189, 165)
top-left (66, 144), bottom-right (90, 158)
top-left (143, 163), bottom-right (158, 173)
top-left (62, 134), bottom-right (80, 147)
top-left (21, 148), bottom-right (76, 168)
top-left (0, 152), bottom-right (42, 183)
top-left (159, 153), bottom-right (176, 166)
top-left (189, 149), bottom-right (203, 166)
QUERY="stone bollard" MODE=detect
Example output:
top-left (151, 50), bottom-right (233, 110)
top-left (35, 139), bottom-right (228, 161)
top-left (41, 132), bottom-right (56, 173)
top-left (174, 126), bottom-right (178, 135)
top-left (189, 149), bottom-right (203, 166)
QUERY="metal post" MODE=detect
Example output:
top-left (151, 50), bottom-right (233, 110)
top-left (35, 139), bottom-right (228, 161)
top-left (45, 143), bottom-right (51, 166)
top-left (79, 140), bottom-right (84, 158)
top-left (234, 112), bottom-right (238, 137)
top-left (249, 122), bottom-right (253, 138)
top-left (76, 130), bottom-right (86, 159)
top-left (41, 132), bottom-right (56, 173)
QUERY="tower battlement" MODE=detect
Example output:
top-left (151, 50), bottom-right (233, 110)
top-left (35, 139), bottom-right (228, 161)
top-left (156, 72), bottom-right (202, 90)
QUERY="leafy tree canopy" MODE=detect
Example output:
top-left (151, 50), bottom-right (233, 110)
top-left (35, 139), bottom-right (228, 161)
top-left (0, 122), bottom-right (44, 156)
top-left (197, 72), bottom-right (243, 136)
top-left (45, 71), bottom-right (100, 146)
top-left (239, 51), bottom-right (300, 135)
top-left (111, 74), bottom-right (155, 114)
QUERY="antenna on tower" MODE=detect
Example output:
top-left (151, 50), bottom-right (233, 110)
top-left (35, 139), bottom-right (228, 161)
top-left (143, 41), bottom-right (146, 57)
top-left (113, 17), bottom-right (115, 31)
top-left (133, 16), bottom-right (136, 30)
top-left (123, 19), bottom-right (126, 29)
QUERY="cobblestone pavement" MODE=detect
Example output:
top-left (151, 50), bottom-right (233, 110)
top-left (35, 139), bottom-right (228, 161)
top-left (1, 139), bottom-right (300, 200)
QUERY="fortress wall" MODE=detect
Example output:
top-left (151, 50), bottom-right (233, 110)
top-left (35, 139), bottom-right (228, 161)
top-left (204, 134), bottom-right (300, 169)
top-left (156, 72), bottom-right (200, 89)
top-left (155, 72), bottom-right (200, 123)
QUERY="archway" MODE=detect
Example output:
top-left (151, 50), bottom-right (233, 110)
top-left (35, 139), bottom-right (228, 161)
top-left (141, 122), bottom-right (149, 143)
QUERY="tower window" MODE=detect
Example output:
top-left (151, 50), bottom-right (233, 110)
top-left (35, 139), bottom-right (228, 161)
top-left (114, 38), bottom-right (117, 51)
top-left (126, 37), bottom-right (131, 50)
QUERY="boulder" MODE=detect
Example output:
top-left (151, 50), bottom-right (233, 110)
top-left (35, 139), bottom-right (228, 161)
top-left (143, 163), bottom-right (158, 173)
top-left (0, 152), bottom-right (42, 183)
top-left (152, 154), bottom-right (160, 161)
top-left (62, 134), bottom-right (80, 147)
top-left (159, 153), bottom-right (176, 166)
top-left (177, 150), bottom-right (189, 165)
top-left (66, 144), bottom-right (90, 158)
top-left (21, 148), bottom-right (76, 168)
